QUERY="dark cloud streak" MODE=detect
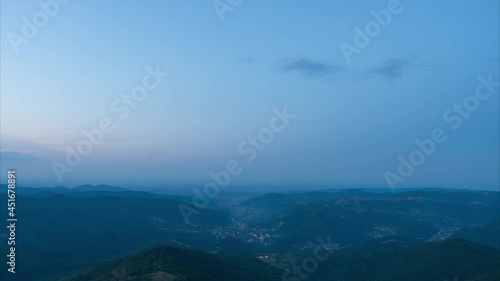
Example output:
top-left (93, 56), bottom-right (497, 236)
top-left (279, 58), bottom-right (347, 79)
top-left (369, 58), bottom-right (427, 83)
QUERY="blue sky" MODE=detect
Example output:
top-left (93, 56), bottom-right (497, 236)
top-left (1, 0), bottom-right (499, 190)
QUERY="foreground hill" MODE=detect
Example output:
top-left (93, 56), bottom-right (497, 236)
top-left (61, 239), bottom-right (500, 281)
top-left (59, 246), bottom-right (281, 281)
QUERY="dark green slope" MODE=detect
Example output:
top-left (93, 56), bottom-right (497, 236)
top-left (0, 194), bottom-right (229, 280)
top-left (61, 239), bottom-right (500, 281)
top-left (452, 221), bottom-right (500, 249)
top-left (311, 239), bottom-right (500, 281)
top-left (267, 191), bottom-right (499, 250)
top-left (60, 246), bottom-right (281, 281)
top-left (269, 197), bottom-right (440, 250)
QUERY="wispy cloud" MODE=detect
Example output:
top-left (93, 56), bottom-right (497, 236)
top-left (277, 56), bottom-right (429, 83)
top-left (279, 57), bottom-right (347, 79)
top-left (368, 57), bottom-right (427, 83)
top-left (0, 151), bottom-right (43, 161)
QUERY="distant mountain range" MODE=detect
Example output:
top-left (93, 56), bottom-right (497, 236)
top-left (0, 185), bottom-right (498, 280)
top-left (0, 184), bottom-right (126, 192)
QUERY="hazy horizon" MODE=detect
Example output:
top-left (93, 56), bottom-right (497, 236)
top-left (4, 181), bottom-right (499, 193)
